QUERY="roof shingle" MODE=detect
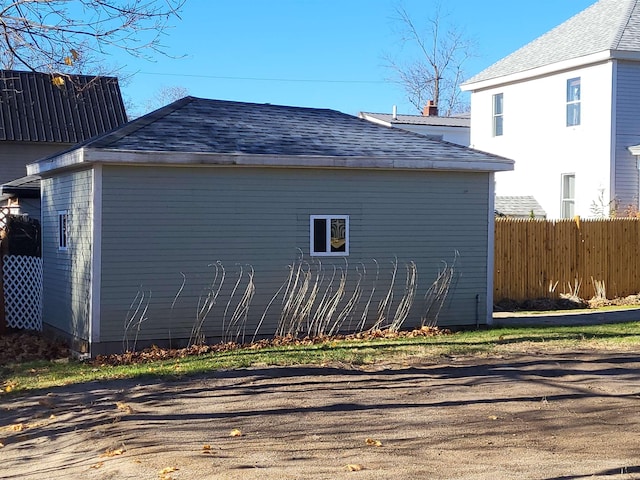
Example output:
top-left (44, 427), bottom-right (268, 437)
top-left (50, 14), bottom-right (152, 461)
top-left (464, 0), bottom-right (640, 85)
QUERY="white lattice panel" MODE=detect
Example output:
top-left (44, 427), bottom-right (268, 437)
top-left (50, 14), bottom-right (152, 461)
top-left (3, 255), bottom-right (43, 330)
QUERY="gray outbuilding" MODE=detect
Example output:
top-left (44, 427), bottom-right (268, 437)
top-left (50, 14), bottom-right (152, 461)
top-left (28, 97), bottom-right (513, 356)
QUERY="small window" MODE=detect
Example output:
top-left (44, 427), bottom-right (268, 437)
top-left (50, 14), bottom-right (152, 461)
top-left (566, 77), bottom-right (581, 126)
top-left (310, 215), bottom-right (349, 256)
top-left (493, 93), bottom-right (503, 137)
top-left (561, 174), bottom-right (575, 219)
top-left (58, 211), bottom-right (68, 250)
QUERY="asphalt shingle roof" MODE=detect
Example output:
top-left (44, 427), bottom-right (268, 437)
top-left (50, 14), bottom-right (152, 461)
top-left (464, 0), bottom-right (640, 85)
top-left (78, 97), bottom-right (498, 163)
top-left (495, 196), bottom-right (547, 218)
top-left (0, 70), bottom-right (127, 143)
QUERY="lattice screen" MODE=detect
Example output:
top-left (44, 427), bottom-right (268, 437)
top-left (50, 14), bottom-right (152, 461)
top-left (3, 255), bottom-right (43, 330)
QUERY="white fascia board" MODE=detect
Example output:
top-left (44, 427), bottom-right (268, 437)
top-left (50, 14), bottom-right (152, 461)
top-left (27, 147), bottom-right (514, 175)
top-left (461, 51), bottom-right (613, 92)
top-left (27, 148), bottom-right (85, 176)
top-left (358, 113), bottom-right (393, 127)
top-left (86, 148), bottom-right (514, 173)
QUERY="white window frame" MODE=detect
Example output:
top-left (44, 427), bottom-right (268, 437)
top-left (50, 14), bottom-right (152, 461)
top-left (566, 77), bottom-right (581, 127)
top-left (492, 93), bottom-right (503, 137)
top-left (560, 174), bottom-right (575, 219)
top-left (58, 210), bottom-right (69, 251)
top-left (310, 215), bottom-right (349, 257)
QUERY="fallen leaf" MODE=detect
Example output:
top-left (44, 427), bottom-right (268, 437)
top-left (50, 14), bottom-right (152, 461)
top-left (365, 438), bottom-right (382, 447)
top-left (346, 464), bottom-right (364, 471)
top-left (5, 385), bottom-right (12, 393)
top-left (90, 462), bottom-right (104, 469)
top-left (116, 402), bottom-right (134, 414)
top-left (101, 447), bottom-right (125, 457)
top-left (159, 466), bottom-right (178, 474)
top-left (229, 428), bottom-right (242, 437)
top-left (488, 415), bottom-right (498, 421)
top-left (0, 442), bottom-right (4, 448)
top-left (10, 423), bottom-right (23, 432)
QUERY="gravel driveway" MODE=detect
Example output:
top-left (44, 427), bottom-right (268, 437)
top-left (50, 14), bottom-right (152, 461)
top-left (2, 351), bottom-right (640, 479)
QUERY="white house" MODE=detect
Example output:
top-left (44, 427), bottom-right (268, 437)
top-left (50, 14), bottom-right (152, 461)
top-left (461, 0), bottom-right (640, 219)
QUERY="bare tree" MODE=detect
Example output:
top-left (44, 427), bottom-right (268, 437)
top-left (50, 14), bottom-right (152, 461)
top-left (0, 0), bottom-right (185, 79)
top-left (386, 4), bottom-right (475, 116)
top-left (144, 85), bottom-right (190, 112)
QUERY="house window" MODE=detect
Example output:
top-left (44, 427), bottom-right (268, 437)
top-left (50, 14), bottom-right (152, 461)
top-left (566, 77), bottom-right (581, 126)
top-left (561, 174), bottom-right (575, 219)
top-left (493, 93), bottom-right (503, 136)
top-left (310, 215), bottom-right (349, 256)
top-left (58, 211), bottom-right (68, 250)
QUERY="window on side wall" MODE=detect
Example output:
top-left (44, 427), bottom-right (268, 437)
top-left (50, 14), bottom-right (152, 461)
top-left (566, 77), bottom-right (581, 126)
top-left (310, 215), bottom-right (349, 256)
top-left (58, 211), bottom-right (68, 250)
top-left (561, 174), bottom-right (575, 219)
top-left (493, 93), bottom-right (503, 136)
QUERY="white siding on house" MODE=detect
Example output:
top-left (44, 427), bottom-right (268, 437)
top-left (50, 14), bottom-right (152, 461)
top-left (96, 165), bottom-right (491, 350)
top-left (41, 169), bottom-right (93, 344)
top-left (469, 62), bottom-right (614, 219)
top-left (392, 124), bottom-right (470, 146)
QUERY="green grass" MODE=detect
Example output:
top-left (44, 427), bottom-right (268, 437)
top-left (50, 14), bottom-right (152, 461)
top-left (2, 322), bottom-right (640, 395)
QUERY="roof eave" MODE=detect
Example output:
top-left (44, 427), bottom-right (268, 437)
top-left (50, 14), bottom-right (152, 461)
top-left (28, 148), bottom-right (514, 174)
top-left (461, 50), bottom-right (614, 91)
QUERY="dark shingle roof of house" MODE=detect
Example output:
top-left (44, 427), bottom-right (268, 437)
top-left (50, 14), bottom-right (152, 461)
top-left (0, 70), bottom-right (127, 143)
top-left (75, 97), bottom-right (500, 160)
top-left (495, 196), bottom-right (546, 218)
top-left (358, 112), bottom-right (470, 128)
top-left (464, 0), bottom-right (640, 85)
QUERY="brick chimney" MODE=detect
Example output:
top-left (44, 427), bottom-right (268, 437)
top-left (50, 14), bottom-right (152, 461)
top-left (423, 100), bottom-right (438, 117)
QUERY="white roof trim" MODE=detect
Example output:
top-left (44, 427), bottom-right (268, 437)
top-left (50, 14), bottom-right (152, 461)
top-left (27, 148), bottom-right (514, 175)
top-left (462, 51), bottom-right (613, 91)
top-left (357, 113), bottom-right (392, 127)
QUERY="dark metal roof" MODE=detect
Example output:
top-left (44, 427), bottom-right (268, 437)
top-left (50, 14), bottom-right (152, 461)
top-left (0, 70), bottom-right (128, 143)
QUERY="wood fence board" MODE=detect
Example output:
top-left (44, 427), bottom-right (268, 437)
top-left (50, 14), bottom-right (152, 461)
top-left (494, 218), bottom-right (640, 301)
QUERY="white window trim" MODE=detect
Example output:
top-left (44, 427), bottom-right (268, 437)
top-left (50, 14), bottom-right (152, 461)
top-left (310, 215), bottom-right (349, 257)
top-left (492, 93), bottom-right (503, 137)
top-left (560, 173), bottom-right (575, 219)
top-left (566, 77), bottom-right (581, 127)
top-left (58, 210), bottom-right (69, 251)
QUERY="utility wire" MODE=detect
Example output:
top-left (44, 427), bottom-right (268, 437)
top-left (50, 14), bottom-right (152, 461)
top-left (132, 71), bottom-right (390, 84)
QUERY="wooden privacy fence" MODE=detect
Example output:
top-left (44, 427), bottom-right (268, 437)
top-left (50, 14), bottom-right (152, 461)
top-left (494, 218), bottom-right (640, 301)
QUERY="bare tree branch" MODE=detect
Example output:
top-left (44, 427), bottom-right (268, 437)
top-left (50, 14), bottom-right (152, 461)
top-left (385, 3), bottom-right (475, 116)
top-left (0, 0), bottom-right (185, 77)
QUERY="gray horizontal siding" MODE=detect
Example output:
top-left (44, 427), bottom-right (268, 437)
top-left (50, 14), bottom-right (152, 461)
top-left (615, 61), bottom-right (640, 209)
top-left (41, 169), bottom-right (92, 341)
top-left (98, 165), bottom-right (490, 347)
top-left (0, 142), bottom-right (71, 185)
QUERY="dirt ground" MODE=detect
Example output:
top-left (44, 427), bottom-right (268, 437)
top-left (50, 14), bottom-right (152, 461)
top-left (2, 351), bottom-right (640, 480)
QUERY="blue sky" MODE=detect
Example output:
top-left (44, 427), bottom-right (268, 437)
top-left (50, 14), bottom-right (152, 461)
top-left (120, 0), bottom-right (595, 116)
